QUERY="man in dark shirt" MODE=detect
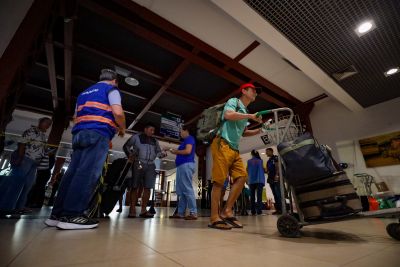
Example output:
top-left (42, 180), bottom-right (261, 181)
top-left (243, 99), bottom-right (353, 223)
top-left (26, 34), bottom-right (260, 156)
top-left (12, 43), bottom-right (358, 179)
top-left (123, 122), bottom-right (166, 218)
top-left (265, 148), bottom-right (282, 215)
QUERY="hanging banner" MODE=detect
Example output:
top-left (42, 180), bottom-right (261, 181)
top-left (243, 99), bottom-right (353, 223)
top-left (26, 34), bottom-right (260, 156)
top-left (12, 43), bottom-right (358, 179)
top-left (160, 112), bottom-right (183, 139)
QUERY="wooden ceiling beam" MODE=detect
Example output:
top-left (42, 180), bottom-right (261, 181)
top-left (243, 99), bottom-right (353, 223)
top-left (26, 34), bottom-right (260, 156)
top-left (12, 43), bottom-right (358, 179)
top-left (45, 34), bottom-right (59, 109)
top-left (76, 42), bottom-right (164, 80)
top-left (16, 104), bottom-right (54, 116)
top-left (303, 93), bottom-right (328, 104)
top-left (112, 0), bottom-right (301, 106)
top-left (232, 41), bottom-right (260, 63)
top-left (128, 58), bottom-right (191, 129)
top-left (81, 1), bottom-right (290, 113)
top-left (63, 18), bottom-right (74, 113)
top-left (82, 0), bottom-right (294, 128)
top-left (34, 63), bottom-right (149, 101)
top-left (53, 42), bottom-right (211, 107)
top-left (82, 1), bottom-right (243, 82)
top-left (164, 89), bottom-right (210, 107)
top-left (54, 41), bottom-right (165, 82)
top-left (185, 40), bottom-right (280, 126)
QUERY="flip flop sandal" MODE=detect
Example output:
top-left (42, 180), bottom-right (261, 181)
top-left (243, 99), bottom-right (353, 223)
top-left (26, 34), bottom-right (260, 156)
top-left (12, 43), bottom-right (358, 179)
top-left (222, 217), bottom-right (243, 228)
top-left (208, 220), bottom-right (232, 230)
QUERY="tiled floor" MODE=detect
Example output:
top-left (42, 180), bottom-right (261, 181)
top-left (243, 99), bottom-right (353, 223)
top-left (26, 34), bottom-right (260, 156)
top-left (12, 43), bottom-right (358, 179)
top-left (1, 207), bottom-right (399, 267)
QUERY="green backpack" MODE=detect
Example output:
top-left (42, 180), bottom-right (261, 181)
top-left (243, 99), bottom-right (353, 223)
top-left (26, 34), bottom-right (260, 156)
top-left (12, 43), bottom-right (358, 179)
top-left (196, 98), bottom-right (240, 143)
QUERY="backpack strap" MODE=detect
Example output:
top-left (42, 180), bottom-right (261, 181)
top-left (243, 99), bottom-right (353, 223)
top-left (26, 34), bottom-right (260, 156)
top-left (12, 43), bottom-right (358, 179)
top-left (217, 98), bottom-right (240, 135)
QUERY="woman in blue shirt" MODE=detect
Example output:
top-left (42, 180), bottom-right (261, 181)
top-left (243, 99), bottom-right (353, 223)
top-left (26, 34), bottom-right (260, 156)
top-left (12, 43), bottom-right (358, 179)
top-left (169, 126), bottom-right (197, 220)
top-left (247, 150), bottom-right (265, 215)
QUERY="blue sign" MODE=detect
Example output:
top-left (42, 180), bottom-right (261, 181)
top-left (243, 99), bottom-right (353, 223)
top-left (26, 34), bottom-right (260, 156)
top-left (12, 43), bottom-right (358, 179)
top-left (160, 113), bottom-right (183, 139)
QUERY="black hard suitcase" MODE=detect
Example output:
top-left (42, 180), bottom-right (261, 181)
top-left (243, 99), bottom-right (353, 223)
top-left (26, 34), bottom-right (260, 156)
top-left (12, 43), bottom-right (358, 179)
top-left (295, 172), bottom-right (362, 220)
top-left (100, 158), bottom-right (132, 215)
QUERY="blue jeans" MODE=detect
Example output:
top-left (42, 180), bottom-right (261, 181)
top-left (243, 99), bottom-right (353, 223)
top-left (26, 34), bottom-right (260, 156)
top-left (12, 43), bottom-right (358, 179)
top-left (250, 183), bottom-right (264, 214)
top-left (269, 182), bottom-right (282, 212)
top-left (176, 162), bottom-right (197, 215)
top-left (0, 157), bottom-right (37, 211)
top-left (52, 130), bottom-right (109, 217)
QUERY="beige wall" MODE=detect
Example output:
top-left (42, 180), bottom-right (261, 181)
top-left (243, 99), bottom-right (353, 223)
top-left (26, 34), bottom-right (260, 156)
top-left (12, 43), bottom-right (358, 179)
top-left (310, 97), bottom-right (400, 193)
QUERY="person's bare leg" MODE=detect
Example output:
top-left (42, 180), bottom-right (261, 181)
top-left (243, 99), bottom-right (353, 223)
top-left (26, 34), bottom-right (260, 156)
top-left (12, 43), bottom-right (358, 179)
top-left (219, 189), bottom-right (226, 214)
top-left (221, 177), bottom-right (246, 226)
top-left (210, 182), bottom-right (222, 223)
top-left (140, 188), bottom-right (151, 214)
top-left (129, 188), bottom-right (138, 216)
top-left (138, 186), bottom-right (144, 198)
top-left (209, 183), bottom-right (231, 229)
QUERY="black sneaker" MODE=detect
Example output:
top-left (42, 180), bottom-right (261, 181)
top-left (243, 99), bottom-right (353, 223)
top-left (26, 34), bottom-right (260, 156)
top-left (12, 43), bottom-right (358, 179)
top-left (44, 215), bottom-right (60, 227)
top-left (57, 216), bottom-right (99, 230)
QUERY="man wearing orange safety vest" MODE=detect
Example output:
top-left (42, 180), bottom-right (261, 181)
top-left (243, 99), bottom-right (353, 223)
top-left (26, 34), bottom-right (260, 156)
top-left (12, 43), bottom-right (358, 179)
top-left (45, 69), bottom-right (126, 230)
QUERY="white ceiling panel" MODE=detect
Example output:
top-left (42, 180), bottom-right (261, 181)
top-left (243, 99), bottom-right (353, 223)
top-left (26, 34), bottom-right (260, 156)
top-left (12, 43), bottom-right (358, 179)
top-left (239, 44), bottom-right (290, 80)
top-left (268, 66), bottom-right (326, 102)
top-left (133, 0), bottom-right (256, 58)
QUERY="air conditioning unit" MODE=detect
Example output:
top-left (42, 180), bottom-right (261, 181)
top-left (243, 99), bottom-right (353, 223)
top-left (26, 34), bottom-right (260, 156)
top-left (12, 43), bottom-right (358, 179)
top-left (332, 65), bottom-right (358, 81)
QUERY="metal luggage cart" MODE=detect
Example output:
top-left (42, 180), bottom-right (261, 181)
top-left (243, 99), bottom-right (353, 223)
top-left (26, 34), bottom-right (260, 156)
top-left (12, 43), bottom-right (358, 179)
top-left (259, 108), bottom-right (400, 241)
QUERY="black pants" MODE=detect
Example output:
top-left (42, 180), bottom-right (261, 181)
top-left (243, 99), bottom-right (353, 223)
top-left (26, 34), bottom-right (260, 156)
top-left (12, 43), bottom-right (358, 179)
top-left (269, 182), bottom-right (282, 212)
top-left (28, 169), bottom-right (51, 208)
top-left (250, 183), bottom-right (264, 214)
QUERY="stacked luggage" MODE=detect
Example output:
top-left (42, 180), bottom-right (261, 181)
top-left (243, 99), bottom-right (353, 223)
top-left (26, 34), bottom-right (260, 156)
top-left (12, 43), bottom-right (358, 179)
top-left (278, 133), bottom-right (362, 221)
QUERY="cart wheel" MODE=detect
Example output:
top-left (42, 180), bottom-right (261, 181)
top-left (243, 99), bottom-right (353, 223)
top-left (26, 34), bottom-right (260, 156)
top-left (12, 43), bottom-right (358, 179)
top-left (386, 223), bottom-right (400, 241)
top-left (291, 213), bottom-right (303, 229)
top-left (277, 214), bottom-right (300, 238)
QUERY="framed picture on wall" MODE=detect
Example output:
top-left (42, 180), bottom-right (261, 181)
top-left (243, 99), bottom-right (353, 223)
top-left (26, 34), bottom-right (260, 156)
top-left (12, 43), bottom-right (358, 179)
top-left (359, 131), bottom-right (400, 167)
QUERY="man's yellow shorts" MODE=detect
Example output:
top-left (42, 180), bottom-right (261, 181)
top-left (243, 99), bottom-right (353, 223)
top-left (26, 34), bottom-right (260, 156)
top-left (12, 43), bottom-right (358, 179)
top-left (211, 137), bottom-right (248, 185)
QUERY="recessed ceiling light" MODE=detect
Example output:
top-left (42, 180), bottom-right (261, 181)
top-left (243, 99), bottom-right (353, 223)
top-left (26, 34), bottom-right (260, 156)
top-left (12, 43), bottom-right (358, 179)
top-left (125, 77), bottom-right (139, 86)
top-left (384, 67), bottom-right (399, 77)
top-left (355, 20), bottom-right (376, 37)
top-left (261, 152), bottom-right (266, 155)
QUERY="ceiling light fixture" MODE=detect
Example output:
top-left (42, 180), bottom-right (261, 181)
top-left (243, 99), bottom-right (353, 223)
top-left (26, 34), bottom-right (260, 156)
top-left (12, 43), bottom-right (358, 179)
top-left (114, 66), bottom-right (139, 86)
top-left (355, 20), bottom-right (376, 37)
top-left (125, 77), bottom-right (139, 86)
top-left (384, 67), bottom-right (399, 77)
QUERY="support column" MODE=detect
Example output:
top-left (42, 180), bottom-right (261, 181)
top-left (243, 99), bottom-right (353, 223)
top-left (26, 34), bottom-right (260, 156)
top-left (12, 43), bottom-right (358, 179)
top-left (47, 106), bottom-right (70, 148)
top-left (196, 144), bottom-right (207, 208)
top-left (47, 106), bottom-right (70, 181)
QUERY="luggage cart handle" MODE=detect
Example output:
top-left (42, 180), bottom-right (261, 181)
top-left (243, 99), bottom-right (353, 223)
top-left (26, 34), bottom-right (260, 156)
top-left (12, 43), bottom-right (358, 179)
top-left (256, 110), bottom-right (272, 116)
top-left (256, 108), bottom-right (294, 117)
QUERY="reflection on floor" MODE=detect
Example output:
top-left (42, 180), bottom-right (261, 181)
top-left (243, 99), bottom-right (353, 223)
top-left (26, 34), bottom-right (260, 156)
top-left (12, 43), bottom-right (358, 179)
top-left (1, 207), bottom-right (399, 267)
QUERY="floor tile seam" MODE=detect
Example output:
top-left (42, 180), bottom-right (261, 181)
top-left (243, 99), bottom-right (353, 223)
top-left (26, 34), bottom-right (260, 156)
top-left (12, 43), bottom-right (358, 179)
top-left (156, 254), bottom-right (185, 267)
top-left (159, 242), bottom-right (244, 255)
top-left (51, 254), bottom-right (175, 267)
top-left (320, 246), bottom-right (389, 267)
top-left (6, 226), bottom-right (47, 266)
top-left (7, 247), bottom-right (159, 267)
top-left (266, 250), bottom-right (342, 267)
